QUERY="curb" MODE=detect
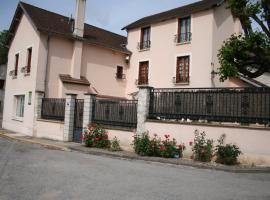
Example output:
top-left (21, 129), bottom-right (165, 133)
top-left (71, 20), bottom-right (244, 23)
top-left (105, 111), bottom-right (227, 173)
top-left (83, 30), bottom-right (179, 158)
top-left (69, 146), bottom-right (270, 174)
top-left (0, 132), bottom-right (70, 152)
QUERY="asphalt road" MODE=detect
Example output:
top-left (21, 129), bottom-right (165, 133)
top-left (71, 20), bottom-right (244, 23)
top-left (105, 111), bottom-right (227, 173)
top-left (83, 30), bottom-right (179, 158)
top-left (0, 137), bottom-right (270, 200)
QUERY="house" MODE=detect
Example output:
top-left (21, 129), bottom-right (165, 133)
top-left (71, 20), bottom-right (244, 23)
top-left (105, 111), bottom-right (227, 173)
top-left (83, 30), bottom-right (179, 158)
top-left (123, 0), bottom-right (242, 97)
top-left (3, 0), bottom-right (242, 136)
top-left (3, 0), bottom-right (129, 135)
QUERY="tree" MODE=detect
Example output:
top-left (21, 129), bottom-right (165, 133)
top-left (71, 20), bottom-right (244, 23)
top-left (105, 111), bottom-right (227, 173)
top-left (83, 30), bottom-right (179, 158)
top-left (0, 30), bottom-right (8, 65)
top-left (218, 0), bottom-right (270, 81)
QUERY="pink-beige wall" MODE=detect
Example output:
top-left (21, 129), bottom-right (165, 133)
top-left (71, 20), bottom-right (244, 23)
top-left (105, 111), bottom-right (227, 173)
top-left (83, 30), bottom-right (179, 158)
top-left (3, 14), bottom-right (41, 136)
top-left (81, 44), bottom-right (128, 98)
top-left (145, 121), bottom-right (270, 166)
top-left (36, 120), bottom-right (64, 141)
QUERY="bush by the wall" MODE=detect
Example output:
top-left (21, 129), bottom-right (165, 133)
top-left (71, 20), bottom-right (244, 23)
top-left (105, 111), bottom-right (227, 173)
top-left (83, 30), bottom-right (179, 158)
top-left (191, 130), bottom-right (214, 162)
top-left (110, 137), bottom-right (122, 152)
top-left (215, 134), bottom-right (242, 165)
top-left (83, 124), bottom-right (110, 149)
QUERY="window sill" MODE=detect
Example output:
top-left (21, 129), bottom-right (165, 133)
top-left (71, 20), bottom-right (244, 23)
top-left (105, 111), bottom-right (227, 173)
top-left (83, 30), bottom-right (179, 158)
top-left (12, 117), bottom-right (24, 122)
top-left (138, 48), bottom-right (150, 52)
top-left (174, 82), bottom-right (190, 86)
top-left (176, 41), bottom-right (191, 46)
top-left (24, 73), bottom-right (30, 77)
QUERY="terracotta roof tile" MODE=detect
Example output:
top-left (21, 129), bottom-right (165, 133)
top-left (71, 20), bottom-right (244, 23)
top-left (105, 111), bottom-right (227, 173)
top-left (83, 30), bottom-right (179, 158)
top-left (59, 74), bottom-right (90, 86)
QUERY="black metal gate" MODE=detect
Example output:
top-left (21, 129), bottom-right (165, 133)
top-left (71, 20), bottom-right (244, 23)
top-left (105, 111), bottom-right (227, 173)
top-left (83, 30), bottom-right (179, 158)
top-left (73, 99), bottom-right (84, 143)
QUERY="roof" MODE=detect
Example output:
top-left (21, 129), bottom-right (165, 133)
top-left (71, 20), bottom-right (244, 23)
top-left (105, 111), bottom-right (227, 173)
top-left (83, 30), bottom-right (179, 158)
top-left (239, 74), bottom-right (269, 88)
top-left (7, 2), bottom-right (130, 54)
top-left (59, 74), bottom-right (90, 86)
top-left (123, 0), bottom-right (224, 30)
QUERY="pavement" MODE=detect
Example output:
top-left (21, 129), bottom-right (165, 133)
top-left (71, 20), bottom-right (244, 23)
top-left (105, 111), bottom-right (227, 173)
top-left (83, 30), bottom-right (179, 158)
top-left (1, 136), bottom-right (270, 200)
top-left (0, 129), bottom-right (270, 173)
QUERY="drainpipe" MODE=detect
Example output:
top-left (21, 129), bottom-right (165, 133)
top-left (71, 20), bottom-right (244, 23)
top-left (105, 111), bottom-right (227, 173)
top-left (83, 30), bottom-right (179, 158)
top-left (44, 33), bottom-right (51, 98)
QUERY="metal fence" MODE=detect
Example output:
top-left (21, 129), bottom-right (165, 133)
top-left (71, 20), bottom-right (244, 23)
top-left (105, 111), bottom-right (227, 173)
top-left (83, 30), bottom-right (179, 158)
top-left (41, 98), bottom-right (66, 121)
top-left (92, 99), bottom-right (138, 128)
top-left (149, 87), bottom-right (270, 124)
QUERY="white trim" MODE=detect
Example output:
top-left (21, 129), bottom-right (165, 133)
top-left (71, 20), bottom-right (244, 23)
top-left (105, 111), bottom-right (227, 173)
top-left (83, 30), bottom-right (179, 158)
top-left (173, 53), bottom-right (192, 86)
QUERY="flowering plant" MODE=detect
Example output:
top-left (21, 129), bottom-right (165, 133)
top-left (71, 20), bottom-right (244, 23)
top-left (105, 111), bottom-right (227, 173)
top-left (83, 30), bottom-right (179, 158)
top-left (132, 132), bottom-right (185, 158)
top-left (83, 124), bottom-right (110, 149)
top-left (160, 134), bottom-right (185, 158)
top-left (191, 129), bottom-right (214, 162)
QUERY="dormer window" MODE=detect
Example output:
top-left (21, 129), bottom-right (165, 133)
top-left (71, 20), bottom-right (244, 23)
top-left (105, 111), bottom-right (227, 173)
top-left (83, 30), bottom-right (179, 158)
top-left (176, 17), bottom-right (191, 44)
top-left (139, 27), bottom-right (151, 50)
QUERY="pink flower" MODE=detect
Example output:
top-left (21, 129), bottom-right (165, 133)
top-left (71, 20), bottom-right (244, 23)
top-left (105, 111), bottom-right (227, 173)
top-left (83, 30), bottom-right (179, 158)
top-left (160, 146), bottom-right (166, 151)
top-left (164, 134), bottom-right (170, 139)
top-left (189, 141), bottom-right (193, 146)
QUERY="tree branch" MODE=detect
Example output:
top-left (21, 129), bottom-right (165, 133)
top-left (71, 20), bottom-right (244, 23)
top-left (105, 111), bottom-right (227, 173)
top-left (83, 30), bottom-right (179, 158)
top-left (252, 14), bottom-right (270, 38)
top-left (261, 0), bottom-right (270, 31)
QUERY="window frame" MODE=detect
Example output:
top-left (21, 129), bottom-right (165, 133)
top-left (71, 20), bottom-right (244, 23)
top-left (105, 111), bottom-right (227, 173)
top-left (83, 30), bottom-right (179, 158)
top-left (26, 47), bottom-right (32, 74)
top-left (175, 56), bottom-right (190, 84)
top-left (14, 95), bottom-right (25, 120)
top-left (177, 16), bottom-right (191, 44)
top-left (116, 66), bottom-right (124, 79)
top-left (140, 26), bottom-right (151, 50)
top-left (14, 53), bottom-right (19, 77)
top-left (138, 61), bottom-right (149, 85)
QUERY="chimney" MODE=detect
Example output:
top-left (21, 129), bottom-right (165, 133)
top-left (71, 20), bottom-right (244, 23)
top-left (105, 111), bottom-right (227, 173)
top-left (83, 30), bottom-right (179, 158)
top-left (73, 0), bottom-right (86, 37)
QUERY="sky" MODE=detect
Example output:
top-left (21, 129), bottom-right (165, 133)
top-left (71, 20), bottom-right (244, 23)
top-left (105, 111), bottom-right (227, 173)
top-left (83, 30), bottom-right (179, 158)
top-left (0, 0), bottom-right (198, 36)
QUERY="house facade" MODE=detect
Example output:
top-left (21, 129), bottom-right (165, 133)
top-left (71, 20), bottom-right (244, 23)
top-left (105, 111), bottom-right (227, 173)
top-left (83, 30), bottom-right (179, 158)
top-left (4, 0), bottom-right (241, 136)
top-left (123, 0), bottom-right (242, 97)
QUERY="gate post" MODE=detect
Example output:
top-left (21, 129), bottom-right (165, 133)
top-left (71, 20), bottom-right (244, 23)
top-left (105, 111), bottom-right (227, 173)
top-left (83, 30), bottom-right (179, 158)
top-left (137, 86), bottom-right (153, 135)
top-left (63, 93), bottom-right (77, 142)
top-left (83, 93), bottom-right (96, 129)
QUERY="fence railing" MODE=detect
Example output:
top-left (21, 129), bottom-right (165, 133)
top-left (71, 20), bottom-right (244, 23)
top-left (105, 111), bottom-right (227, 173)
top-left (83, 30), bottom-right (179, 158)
top-left (92, 99), bottom-right (138, 128)
top-left (41, 98), bottom-right (66, 121)
top-left (149, 87), bottom-right (270, 125)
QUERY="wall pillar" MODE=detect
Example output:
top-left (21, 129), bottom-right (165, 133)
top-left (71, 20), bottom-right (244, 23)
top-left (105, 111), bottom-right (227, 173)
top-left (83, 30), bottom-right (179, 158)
top-left (83, 93), bottom-right (96, 129)
top-left (35, 91), bottom-right (45, 119)
top-left (63, 94), bottom-right (77, 142)
top-left (136, 86), bottom-right (153, 135)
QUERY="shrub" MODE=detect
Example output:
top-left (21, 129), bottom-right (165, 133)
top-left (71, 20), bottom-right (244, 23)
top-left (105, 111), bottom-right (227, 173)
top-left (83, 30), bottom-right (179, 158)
top-left (133, 133), bottom-right (185, 158)
top-left (83, 124), bottom-right (110, 149)
top-left (191, 130), bottom-right (214, 162)
top-left (133, 132), bottom-right (161, 157)
top-left (160, 134), bottom-right (185, 158)
top-left (110, 137), bottom-right (122, 152)
top-left (215, 134), bottom-right (242, 165)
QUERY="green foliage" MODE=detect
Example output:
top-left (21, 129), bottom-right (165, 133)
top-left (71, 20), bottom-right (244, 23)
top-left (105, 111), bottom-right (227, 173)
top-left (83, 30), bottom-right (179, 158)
top-left (110, 137), bottom-right (122, 152)
top-left (218, 0), bottom-right (270, 80)
top-left (0, 30), bottom-right (8, 64)
top-left (83, 124), bottom-right (110, 149)
top-left (191, 130), bottom-right (214, 162)
top-left (133, 132), bottom-right (161, 157)
top-left (215, 134), bottom-right (242, 165)
top-left (132, 133), bottom-right (185, 158)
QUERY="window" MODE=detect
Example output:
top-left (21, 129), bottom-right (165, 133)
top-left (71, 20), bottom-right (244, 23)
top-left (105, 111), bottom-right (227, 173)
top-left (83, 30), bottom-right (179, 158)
top-left (15, 95), bottom-right (25, 118)
top-left (177, 17), bottom-right (191, 43)
top-left (0, 80), bottom-right (4, 89)
top-left (176, 56), bottom-right (190, 83)
top-left (28, 91), bottom-right (32, 105)
top-left (116, 66), bottom-right (125, 79)
top-left (26, 47), bottom-right (32, 74)
top-left (14, 54), bottom-right (19, 77)
top-left (140, 27), bottom-right (151, 50)
top-left (138, 61), bottom-right (149, 85)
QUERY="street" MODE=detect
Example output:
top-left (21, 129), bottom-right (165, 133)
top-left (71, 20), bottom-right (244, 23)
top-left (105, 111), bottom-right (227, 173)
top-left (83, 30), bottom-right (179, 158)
top-left (0, 137), bottom-right (270, 200)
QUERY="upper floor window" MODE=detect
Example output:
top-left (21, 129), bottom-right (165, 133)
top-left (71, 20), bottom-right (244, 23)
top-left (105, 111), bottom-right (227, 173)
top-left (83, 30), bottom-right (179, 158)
top-left (26, 47), bottom-right (32, 74)
top-left (176, 17), bottom-right (191, 44)
top-left (175, 56), bottom-right (190, 83)
top-left (116, 66), bottom-right (125, 79)
top-left (139, 27), bottom-right (151, 50)
top-left (14, 54), bottom-right (19, 77)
